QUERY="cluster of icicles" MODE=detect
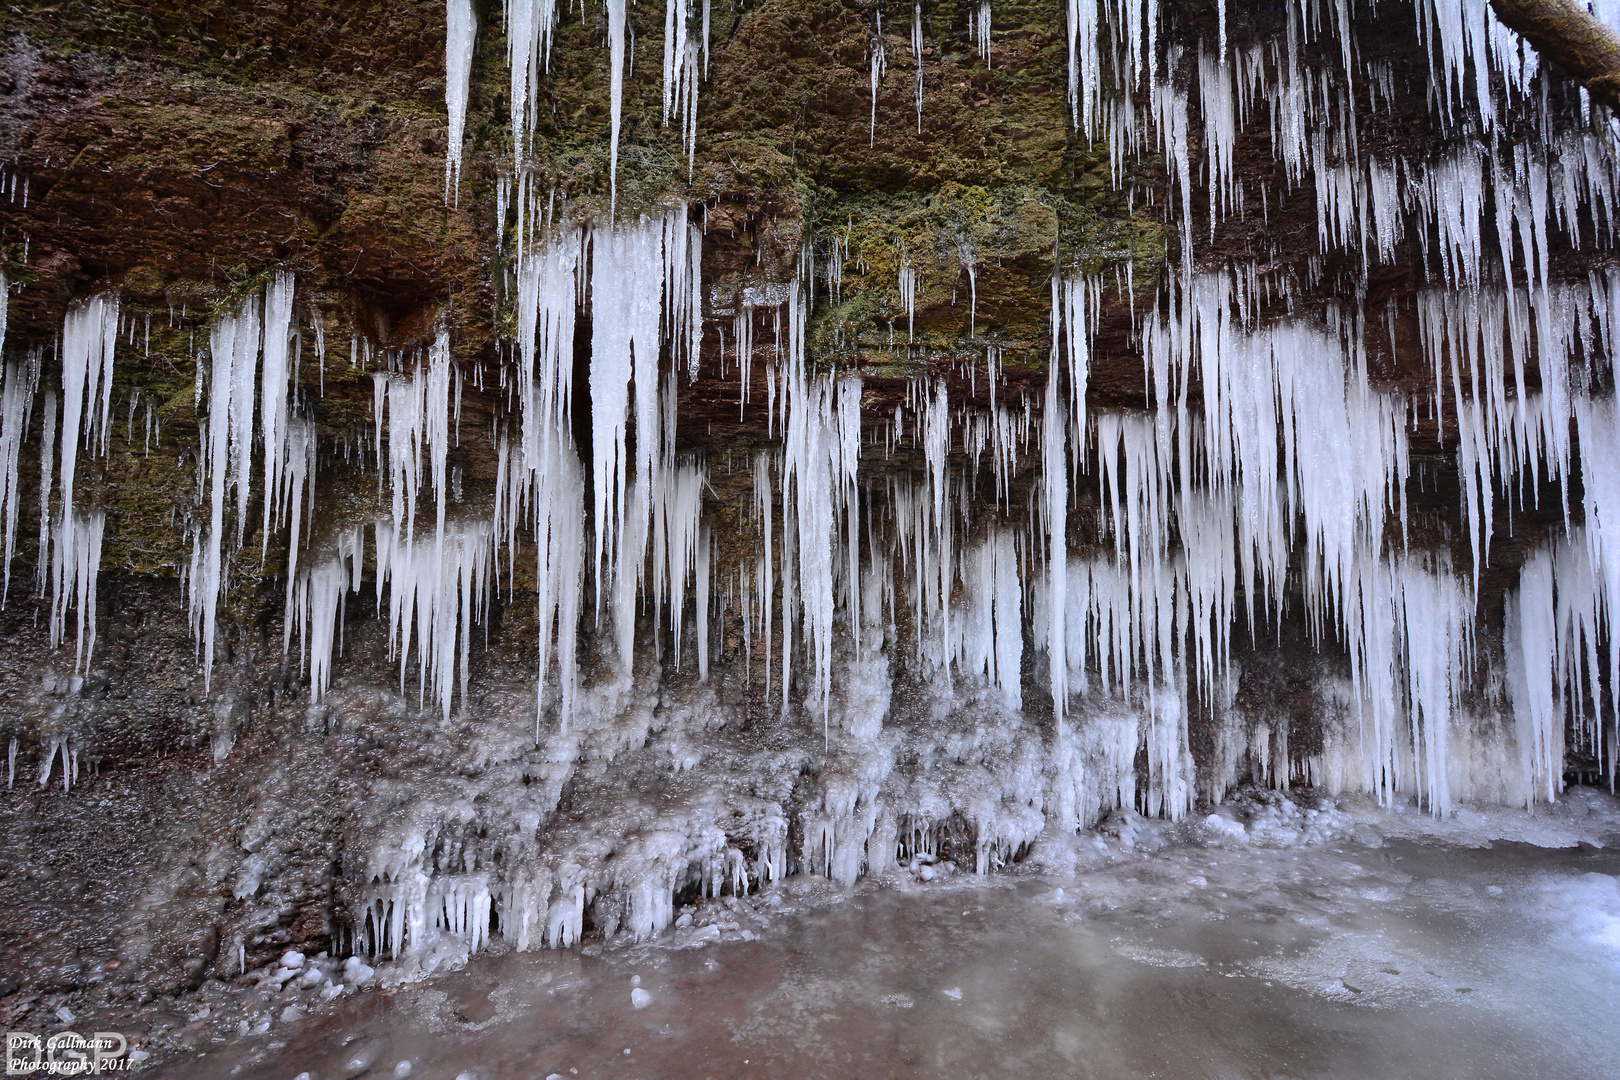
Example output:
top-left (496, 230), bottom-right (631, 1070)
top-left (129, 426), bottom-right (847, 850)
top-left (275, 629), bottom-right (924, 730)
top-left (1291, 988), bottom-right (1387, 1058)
top-left (6, 0), bottom-right (1620, 952)
top-left (446, 0), bottom-right (1005, 205)
top-left (344, 247), bottom-right (1620, 961)
top-left (443, 0), bottom-right (1562, 222)
top-left (11, 245), bottom-right (1609, 801)
top-left (0, 281), bottom-right (115, 678)
top-left (446, 0), bottom-right (714, 206)
top-left (414, 0), bottom-right (1620, 821)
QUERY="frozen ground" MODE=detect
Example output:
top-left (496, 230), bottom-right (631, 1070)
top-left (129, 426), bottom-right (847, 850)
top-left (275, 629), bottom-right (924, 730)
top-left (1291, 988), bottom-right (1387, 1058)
top-left (127, 786), bottom-right (1620, 1079)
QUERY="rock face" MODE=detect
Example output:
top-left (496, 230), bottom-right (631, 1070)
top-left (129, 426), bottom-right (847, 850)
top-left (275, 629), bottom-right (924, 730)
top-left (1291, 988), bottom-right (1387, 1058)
top-left (0, 0), bottom-right (1615, 1003)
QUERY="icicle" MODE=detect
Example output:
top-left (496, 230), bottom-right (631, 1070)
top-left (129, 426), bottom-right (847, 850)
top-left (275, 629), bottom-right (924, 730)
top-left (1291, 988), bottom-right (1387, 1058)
top-left (653, 455), bottom-right (705, 672)
top-left (1153, 76), bottom-right (1192, 269)
top-left (870, 19), bottom-right (887, 148)
top-left (191, 290), bottom-right (260, 691)
top-left (968, 1), bottom-right (991, 65)
top-left (954, 527), bottom-right (1022, 707)
top-left (49, 510), bottom-right (104, 672)
top-left (507, 0), bottom-right (558, 170)
top-left (53, 295), bottom-right (118, 670)
top-left (1043, 283), bottom-right (1071, 717)
top-left (1198, 46), bottom-right (1237, 238)
top-left (662, 0), bottom-right (702, 172)
top-left (607, 0), bottom-right (627, 212)
top-left (259, 272), bottom-right (295, 561)
top-left (959, 244), bottom-right (978, 339)
top-left (35, 387), bottom-right (55, 598)
top-left (280, 417), bottom-right (316, 598)
top-left (312, 309), bottom-right (327, 397)
top-left (286, 525), bottom-right (362, 701)
top-left (778, 267), bottom-right (860, 732)
top-left (912, 4), bottom-right (924, 133)
top-left (1055, 272), bottom-right (1090, 465)
top-left (587, 208), bottom-right (698, 653)
top-left (1505, 548), bottom-right (1562, 807)
top-left (371, 331), bottom-right (455, 552)
top-left (444, 0), bottom-right (476, 203)
top-left (755, 451), bottom-right (775, 704)
top-left (898, 262), bottom-right (918, 341)
top-left (1575, 391), bottom-right (1620, 770)
top-left (1396, 557), bottom-right (1473, 817)
top-left (530, 428), bottom-right (586, 735)
top-left (378, 517), bottom-right (494, 720)
top-left (0, 352), bottom-right (37, 604)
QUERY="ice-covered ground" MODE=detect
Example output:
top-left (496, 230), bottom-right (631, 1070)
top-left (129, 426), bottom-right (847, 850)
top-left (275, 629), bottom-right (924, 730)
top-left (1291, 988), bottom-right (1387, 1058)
top-left (145, 786), bottom-right (1620, 1079)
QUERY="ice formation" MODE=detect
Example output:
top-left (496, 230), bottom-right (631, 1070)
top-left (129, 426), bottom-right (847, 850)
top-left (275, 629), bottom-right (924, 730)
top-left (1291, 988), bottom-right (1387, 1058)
top-left (34, 386), bottom-right (54, 598)
top-left (259, 272), bottom-right (298, 561)
top-left (13, 0), bottom-right (1620, 976)
top-left (49, 294), bottom-right (118, 671)
top-left (188, 274), bottom-right (302, 689)
top-left (662, 0), bottom-right (703, 172)
top-left (969, 1), bottom-right (993, 65)
top-left (377, 517), bottom-right (494, 720)
top-left (326, 0), bottom-right (1620, 962)
top-left (912, 5), bottom-right (924, 132)
top-left (870, 19), bottom-right (887, 148)
top-left (443, 0), bottom-right (475, 202)
top-left (606, 0), bottom-right (626, 209)
top-left (0, 348), bottom-right (35, 603)
top-left (506, 0), bottom-right (558, 171)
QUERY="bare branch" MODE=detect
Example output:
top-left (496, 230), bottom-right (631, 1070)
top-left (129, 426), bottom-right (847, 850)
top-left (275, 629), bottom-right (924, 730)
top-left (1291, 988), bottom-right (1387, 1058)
top-left (1491, 0), bottom-right (1620, 110)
